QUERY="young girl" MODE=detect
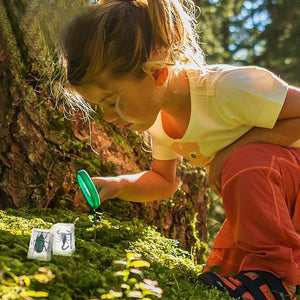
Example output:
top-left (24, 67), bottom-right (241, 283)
top-left (59, 0), bottom-right (300, 298)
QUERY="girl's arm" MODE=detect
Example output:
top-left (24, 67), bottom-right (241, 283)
top-left (74, 158), bottom-right (179, 210)
top-left (209, 117), bottom-right (300, 195)
top-left (209, 85), bottom-right (300, 195)
top-left (278, 86), bottom-right (300, 119)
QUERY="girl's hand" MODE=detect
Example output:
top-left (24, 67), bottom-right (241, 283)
top-left (208, 146), bottom-right (232, 196)
top-left (73, 177), bottom-right (120, 211)
top-left (74, 187), bottom-right (91, 211)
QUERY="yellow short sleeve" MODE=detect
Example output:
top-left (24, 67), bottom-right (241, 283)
top-left (215, 66), bottom-right (289, 128)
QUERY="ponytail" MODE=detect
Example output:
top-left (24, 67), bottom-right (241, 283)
top-left (145, 0), bottom-right (206, 71)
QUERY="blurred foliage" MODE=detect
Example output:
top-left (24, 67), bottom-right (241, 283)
top-left (100, 252), bottom-right (163, 299)
top-left (0, 208), bottom-right (235, 299)
top-left (196, 0), bottom-right (244, 64)
top-left (197, 0), bottom-right (300, 84)
top-left (207, 192), bottom-right (225, 250)
top-left (0, 266), bottom-right (55, 300)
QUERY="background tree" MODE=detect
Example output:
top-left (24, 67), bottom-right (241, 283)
top-left (0, 0), bottom-right (209, 263)
top-left (198, 0), bottom-right (300, 85)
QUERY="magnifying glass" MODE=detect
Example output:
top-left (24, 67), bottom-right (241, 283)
top-left (77, 170), bottom-right (101, 211)
top-left (77, 170), bottom-right (101, 242)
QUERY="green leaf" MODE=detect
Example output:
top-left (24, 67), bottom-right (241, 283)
top-left (24, 276), bottom-right (31, 287)
top-left (129, 268), bottom-right (142, 275)
top-left (109, 290), bottom-right (123, 297)
top-left (127, 278), bottom-right (138, 285)
top-left (126, 253), bottom-right (142, 261)
top-left (18, 275), bottom-right (31, 287)
top-left (130, 260), bottom-right (150, 268)
top-left (20, 290), bottom-right (49, 297)
top-left (114, 260), bottom-right (127, 266)
top-left (101, 290), bottom-right (123, 299)
top-left (120, 284), bottom-right (130, 290)
top-left (101, 294), bottom-right (115, 299)
top-left (34, 274), bottom-right (48, 283)
top-left (115, 270), bottom-right (130, 277)
top-left (127, 291), bottom-right (143, 298)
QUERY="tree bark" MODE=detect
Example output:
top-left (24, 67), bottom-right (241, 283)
top-left (0, 0), bottom-right (210, 263)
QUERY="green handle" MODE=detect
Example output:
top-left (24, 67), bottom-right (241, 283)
top-left (77, 170), bottom-right (101, 210)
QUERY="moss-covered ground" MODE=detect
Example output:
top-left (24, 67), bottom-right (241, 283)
top-left (0, 208), bottom-right (233, 299)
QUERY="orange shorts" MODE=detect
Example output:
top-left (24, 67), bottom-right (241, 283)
top-left (204, 143), bottom-right (300, 285)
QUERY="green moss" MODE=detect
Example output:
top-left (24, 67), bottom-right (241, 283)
top-left (111, 131), bottom-right (126, 150)
top-left (0, 208), bottom-right (234, 299)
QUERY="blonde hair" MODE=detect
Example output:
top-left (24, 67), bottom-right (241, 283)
top-left (59, 0), bottom-right (206, 86)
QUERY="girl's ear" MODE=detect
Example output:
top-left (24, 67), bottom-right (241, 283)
top-left (151, 67), bottom-right (169, 87)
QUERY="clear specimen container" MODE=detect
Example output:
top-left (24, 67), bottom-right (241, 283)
top-left (51, 223), bottom-right (75, 256)
top-left (27, 228), bottom-right (53, 261)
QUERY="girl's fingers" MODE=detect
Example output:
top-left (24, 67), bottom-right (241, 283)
top-left (74, 189), bottom-right (91, 211)
top-left (73, 177), bottom-right (110, 211)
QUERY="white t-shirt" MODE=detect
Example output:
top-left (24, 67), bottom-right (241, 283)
top-left (148, 65), bottom-right (291, 167)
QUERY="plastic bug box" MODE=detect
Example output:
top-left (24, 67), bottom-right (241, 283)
top-left (51, 223), bottom-right (75, 256)
top-left (27, 228), bottom-right (53, 261)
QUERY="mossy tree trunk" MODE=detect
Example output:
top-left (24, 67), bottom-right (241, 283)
top-left (0, 0), bottom-right (210, 263)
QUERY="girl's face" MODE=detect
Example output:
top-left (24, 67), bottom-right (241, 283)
top-left (73, 71), bottom-right (164, 132)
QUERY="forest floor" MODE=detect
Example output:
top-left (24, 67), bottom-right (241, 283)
top-left (0, 207), bottom-right (234, 300)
